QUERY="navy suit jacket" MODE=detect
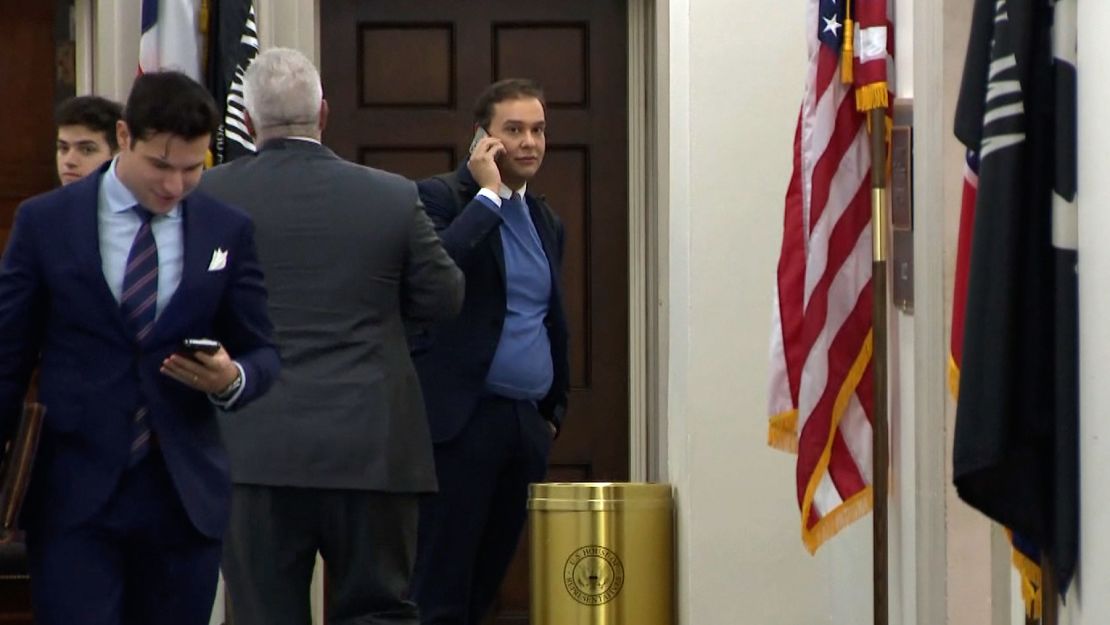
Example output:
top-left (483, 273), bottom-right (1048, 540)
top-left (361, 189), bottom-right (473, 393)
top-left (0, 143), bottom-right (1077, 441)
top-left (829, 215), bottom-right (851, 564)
top-left (0, 164), bottom-right (279, 539)
top-left (412, 163), bottom-right (569, 443)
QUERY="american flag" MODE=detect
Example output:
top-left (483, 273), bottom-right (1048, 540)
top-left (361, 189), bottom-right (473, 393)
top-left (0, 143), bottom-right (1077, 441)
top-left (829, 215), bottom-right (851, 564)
top-left (767, 0), bottom-right (891, 552)
top-left (139, 0), bottom-right (202, 79)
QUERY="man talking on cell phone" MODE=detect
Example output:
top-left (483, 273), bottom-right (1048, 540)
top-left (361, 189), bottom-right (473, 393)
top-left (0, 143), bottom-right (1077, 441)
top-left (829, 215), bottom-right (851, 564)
top-left (0, 71), bottom-right (279, 625)
top-left (408, 78), bottom-right (570, 625)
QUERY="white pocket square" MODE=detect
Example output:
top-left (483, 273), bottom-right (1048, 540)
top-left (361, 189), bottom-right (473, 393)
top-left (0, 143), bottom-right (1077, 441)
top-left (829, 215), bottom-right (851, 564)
top-left (208, 248), bottom-right (228, 272)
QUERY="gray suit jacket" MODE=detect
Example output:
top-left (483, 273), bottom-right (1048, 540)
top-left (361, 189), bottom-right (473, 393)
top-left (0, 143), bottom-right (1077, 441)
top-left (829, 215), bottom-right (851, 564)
top-left (198, 138), bottom-right (463, 493)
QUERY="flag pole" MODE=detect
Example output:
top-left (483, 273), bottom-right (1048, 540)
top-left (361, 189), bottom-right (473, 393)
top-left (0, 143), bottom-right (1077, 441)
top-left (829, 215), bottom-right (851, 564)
top-left (868, 106), bottom-right (889, 625)
top-left (1040, 554), bottom-right (1057, 625)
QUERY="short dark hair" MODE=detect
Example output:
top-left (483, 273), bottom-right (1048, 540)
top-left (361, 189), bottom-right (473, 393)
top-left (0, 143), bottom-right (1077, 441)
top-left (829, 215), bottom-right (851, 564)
top-left (123, 71), bottom-right (218, 144)
top-left (473, 78), bottom-right (545, 130)
top-left (55, 96), bottom-right (123, 151)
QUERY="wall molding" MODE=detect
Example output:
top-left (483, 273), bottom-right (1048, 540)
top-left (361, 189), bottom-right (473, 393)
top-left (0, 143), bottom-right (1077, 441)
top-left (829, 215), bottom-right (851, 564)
top-left (912, 0), bottom-right (948, 621)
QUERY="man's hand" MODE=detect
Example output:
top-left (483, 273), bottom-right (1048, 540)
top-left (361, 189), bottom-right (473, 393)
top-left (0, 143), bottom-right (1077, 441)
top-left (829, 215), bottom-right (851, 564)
top-left (161, 347), bottom-right (240, 395)
top-left (467, 137), bottom-right (505, 192)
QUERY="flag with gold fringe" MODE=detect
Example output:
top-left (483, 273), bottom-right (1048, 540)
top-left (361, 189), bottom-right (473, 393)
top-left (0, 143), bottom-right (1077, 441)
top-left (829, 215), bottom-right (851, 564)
top-left (952, 0), bottom-right (1078, 598)
top-left (768, 0), bottom-right (892, 553)
top-left (949, 150), bottom-right (1044, 617)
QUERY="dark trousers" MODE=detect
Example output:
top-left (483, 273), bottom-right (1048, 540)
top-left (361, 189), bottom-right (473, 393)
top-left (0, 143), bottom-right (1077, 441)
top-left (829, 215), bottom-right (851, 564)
top-left (411, 397), bottom-right (552, 625)
top-left (27, 450), bottom-right (222, 625)
top-left (222, 485), bottom-right (420, 625)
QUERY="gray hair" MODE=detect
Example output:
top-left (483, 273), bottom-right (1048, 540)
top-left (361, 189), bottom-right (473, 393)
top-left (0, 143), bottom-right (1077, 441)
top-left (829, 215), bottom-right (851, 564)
top-left (243, 47), bottom-right (322, 140)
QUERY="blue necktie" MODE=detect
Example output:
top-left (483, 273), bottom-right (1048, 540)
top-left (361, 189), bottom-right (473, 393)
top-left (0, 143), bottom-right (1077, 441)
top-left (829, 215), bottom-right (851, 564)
top-left (503, 193), bottom-right (548, 259)
top-left (120, 206), bottom-right (157, 465)
top-left (503, 193), bottom-right (531, 236)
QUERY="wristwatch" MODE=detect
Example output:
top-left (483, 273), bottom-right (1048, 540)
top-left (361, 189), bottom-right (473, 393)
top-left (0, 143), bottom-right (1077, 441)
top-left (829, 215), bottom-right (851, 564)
top-left (214, 369), bottom-right (243, 401)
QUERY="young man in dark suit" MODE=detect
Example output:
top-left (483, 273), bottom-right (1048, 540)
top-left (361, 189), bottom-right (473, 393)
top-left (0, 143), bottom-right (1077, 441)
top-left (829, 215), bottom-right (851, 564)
top-left (54, 95), bottom-right (123, 185)
top-left (199, 47), bottom-right (463, 625)
top-left (409, 78), bottom-right (570, 625)
top-left (0, 71), bottom-right (280, 625)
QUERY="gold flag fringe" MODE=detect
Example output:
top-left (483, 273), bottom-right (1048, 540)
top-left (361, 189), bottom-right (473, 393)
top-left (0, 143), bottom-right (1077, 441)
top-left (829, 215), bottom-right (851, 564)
top-left (768, 410), bottom-right (799, 453)
top-left (798, 331), bottom-right (874, 553)
top-left (952, 361), bottom-right (1042, 618)
top-left (855, 83), bottom-right (889, 112)
top-left (1012, 546), bottom-right (1043, 618)
top-left (840, 18), bottom-right (855, 84)
top-left (948, 355), bottom-right (961, 399)
top-left (803, 487), bottom-right (873, 554)
top-left (840, 0), bottom-right (854, 84)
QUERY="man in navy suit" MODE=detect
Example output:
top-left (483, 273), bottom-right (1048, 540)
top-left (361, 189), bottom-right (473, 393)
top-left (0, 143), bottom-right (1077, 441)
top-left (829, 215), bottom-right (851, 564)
top-left (55, 95), bottom-right (122, 185)
top-left (0, 71), bottom-right (279, 625)
top-left (409, 78), bottom-right (570, 625)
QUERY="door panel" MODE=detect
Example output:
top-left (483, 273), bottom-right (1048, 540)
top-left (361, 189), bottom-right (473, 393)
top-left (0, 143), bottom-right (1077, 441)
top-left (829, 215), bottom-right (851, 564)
top-left (0, 0), bottom-right (62, 252)
top-left (321, 3), bottom-right (629, 623)
top-left (0, 3), bottom-right (70, 622)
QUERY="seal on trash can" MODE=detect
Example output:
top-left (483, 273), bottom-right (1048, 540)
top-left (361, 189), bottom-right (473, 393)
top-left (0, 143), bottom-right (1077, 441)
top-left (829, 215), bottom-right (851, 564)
top-left (563, 545), bottom-right (625, 605)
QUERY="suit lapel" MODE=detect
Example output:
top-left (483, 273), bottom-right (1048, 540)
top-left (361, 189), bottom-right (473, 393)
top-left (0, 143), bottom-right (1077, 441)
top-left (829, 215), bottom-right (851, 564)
top-left (488, 227), bottom-right (507, 286)
top-left (526, 197), bottom-right (560, 287)
top-left (154, 197), bottom-right (209, 339)
top-left (528, 197), bottom-right (566, 318)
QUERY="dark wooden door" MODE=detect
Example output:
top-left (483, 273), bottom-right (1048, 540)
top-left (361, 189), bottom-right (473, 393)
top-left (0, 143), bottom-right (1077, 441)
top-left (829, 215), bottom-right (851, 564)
top-left (320, 2), bottom-right (629, 622)
top-left (0, 0), bottom-right (71, 621)
top-left (0, 0), bottom-right (65, 251)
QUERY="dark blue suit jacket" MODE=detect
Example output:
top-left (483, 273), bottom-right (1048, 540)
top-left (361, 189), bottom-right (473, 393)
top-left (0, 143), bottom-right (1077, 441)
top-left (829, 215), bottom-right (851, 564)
top-left (412, 163), bottom-right (569, 443)
top-left (0, 164), bottom-right (279, 539)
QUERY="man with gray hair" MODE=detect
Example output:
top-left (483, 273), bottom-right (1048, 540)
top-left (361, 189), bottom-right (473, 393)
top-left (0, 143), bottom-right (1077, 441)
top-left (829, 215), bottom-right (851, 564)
top-left (198, 47), bottom-right (463, 625)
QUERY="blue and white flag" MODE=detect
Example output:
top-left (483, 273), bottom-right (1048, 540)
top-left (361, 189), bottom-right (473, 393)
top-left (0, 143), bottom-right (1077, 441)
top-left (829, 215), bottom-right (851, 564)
top-left (139, 0), bottom-right (202, 79)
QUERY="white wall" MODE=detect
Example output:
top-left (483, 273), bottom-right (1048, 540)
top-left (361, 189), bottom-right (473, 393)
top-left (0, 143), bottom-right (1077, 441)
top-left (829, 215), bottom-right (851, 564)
top-left (1072, 1), bottom-right (1110, 623)
top-left (937, 0), bottom-right (998, 622)
top-left (891, 2), bottom-right (919, 624)
top-left (92, 0), bottom-right (140, 99)
top-left (255, 0), bottom-right (319, 64)
top-left (660, 0), bottom-right (872, 623)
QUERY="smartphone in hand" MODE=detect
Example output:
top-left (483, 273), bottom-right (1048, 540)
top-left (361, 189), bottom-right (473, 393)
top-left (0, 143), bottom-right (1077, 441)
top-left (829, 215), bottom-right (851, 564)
top-left (178, 338), bottom-right (221, 358)
top-left (468, 126), bottom-right (490, 155)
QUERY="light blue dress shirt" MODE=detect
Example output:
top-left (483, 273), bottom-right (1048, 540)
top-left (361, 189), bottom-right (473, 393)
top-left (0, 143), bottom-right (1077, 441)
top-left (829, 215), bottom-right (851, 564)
top-left (98, 158), bottom-right (184, 318)
top-left (97, 158), bottom-right (245, 406)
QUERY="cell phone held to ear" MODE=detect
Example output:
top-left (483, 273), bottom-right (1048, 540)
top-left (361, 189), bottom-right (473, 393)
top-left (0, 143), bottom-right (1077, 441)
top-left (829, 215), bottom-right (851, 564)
top-left (468, 126), bottom-right (490, 155)
top-left (178, 338), bottom-right (221, 358)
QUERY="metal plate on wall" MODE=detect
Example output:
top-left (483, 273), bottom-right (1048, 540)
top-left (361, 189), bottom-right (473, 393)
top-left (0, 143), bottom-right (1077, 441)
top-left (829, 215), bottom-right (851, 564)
top-left (891, 99), bottom-right (913, 313)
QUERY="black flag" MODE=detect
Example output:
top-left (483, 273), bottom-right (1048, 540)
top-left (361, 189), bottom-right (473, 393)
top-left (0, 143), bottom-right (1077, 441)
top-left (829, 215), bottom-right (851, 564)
top-left (952, 0), bottom-right (1078, 594)
top-left (206, 0), bottom-right (258, 164)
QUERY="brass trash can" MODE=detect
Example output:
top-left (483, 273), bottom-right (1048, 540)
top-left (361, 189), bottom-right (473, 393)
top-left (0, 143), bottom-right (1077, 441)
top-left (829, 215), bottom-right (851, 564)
top-left (529, 482), bottom-right (673, 625)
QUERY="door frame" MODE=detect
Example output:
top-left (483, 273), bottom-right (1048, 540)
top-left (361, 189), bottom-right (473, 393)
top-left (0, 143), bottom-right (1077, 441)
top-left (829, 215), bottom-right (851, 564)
top-left (259, 0), bottom-right (664, 481)
top-left (83, 0), bottom-right (664, 480)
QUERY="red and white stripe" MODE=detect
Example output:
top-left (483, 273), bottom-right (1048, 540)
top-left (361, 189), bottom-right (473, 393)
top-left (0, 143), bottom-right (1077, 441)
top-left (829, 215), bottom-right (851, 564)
top-left (768, 0), bottom-right (890, 553)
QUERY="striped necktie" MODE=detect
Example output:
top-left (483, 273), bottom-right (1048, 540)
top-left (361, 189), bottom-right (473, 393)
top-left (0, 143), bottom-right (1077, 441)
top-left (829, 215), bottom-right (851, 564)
top-left (120, 205), bottom-right (157, 465)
